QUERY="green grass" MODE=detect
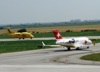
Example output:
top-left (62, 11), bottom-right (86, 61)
top-left (33, 31), bottom-right (100, 37)
top-left (60, 31), bottom-right (100, 36)
top-left (0, 31), bottom-right (100, 39)
top-left (91, 39), bottom-right (100, 43)
top-left (80, 39), bottom-right (100, 61)
top-left (0, 39), bottom-right (100, 54)
top-left (0, 34), bottom-right (10, 39)
top-left (0, 39), bottom-right (99, 53)
top-left (0, 40), bottom-right (55, 53)
top-left (80, 53), bottom-right (100, 61)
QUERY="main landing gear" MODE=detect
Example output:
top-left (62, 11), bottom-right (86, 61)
top-left (76, 47), bottom-right (80, 50)
top-left (19, 38), bottom-right (24, 39)
top-left (67, 47), bottom-right (71, 51)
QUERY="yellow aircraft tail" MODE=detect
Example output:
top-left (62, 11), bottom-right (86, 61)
top-left (6, 28), bottom-right (12, 33)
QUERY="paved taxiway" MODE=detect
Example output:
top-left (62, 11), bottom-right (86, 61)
top-left (0, 43), bottom-right (100, 65)
top-left (0, 43), bottom-right (100, 72)
top-left (0, 65), bottom-right (100, 72)
top-left (0, 37), bottom-right (100, 72)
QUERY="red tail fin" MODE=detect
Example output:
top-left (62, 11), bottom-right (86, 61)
top-left (53, 30), bottom-right (62, 40)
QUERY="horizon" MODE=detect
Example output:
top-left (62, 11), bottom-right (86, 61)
top-left (1, 19), bottom-right (100, 26)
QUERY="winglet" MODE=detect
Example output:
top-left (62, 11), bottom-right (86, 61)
top-left (42, 41), bottom-right (46, 47)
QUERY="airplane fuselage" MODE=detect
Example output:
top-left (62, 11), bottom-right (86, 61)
top-left (56, 37), bottom-right (92, 48)
top-left (8, 32), bottom-right (34, 39)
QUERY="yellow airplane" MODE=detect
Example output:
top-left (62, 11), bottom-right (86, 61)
top-left (6, 28), bottom-right (34, 39)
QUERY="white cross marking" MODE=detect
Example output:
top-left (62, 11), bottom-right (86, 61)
top-left (57, 33), bottom-right (61, 38)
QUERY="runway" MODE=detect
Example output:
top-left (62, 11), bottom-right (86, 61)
top-left (0, 44), bottom-right (100, 72)
top-left (0, 65), bottom-right (100, 72)
top-left (0, 43), bottom-right (100, 65)
top-left (0, 38), bottom-right (100, 71)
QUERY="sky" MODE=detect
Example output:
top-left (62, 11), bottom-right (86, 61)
top-left (0, 0), bottom-right (100, 25)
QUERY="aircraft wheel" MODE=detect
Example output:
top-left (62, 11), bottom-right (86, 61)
top-left (76, 47), bottom-right (80, 50)
top-left (19, 38), bottom-right (21, 39)
top-left (87, 46), bottom-right (89, 49)
top-left (67, 47), bottom-right (71, 50)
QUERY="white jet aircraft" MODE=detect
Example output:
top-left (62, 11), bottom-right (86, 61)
top-left (42, 30), bottom-right (95, 50)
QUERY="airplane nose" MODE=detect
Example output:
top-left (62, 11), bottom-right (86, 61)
top-left (89, 40), bottom-right (95, 45)
top-left (32, 35), bottom-right (34, 37)
top-left (31, 35), bottom-right (34, 38)
top-left (84, 40), bottom-right (93, 45)
top-left (91, 40), bottom-right (95, 46)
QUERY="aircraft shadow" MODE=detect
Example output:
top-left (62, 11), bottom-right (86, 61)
top-left (53, 49), bottom-right (91, 52)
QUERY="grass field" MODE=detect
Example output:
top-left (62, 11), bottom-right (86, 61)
top-left (0, 24), bottom-right (100, 39)
top-left (1, 24), bottom-right (100, 34)
top-left (80, 53), bottom-right (100, 61)
top-left (0, 31), bottom-right (100, 39)
top-left (0, 39), bottom-right (99, 53)
top-left (34, 31), bottom-right (100, 38)
top-left (0, 40), bottom-right (55, 53)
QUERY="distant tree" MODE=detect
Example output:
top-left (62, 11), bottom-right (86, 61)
top-left (66, 30), bottom-right (72, 32)
top-left (0, 27), bottom-right (4, 30)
